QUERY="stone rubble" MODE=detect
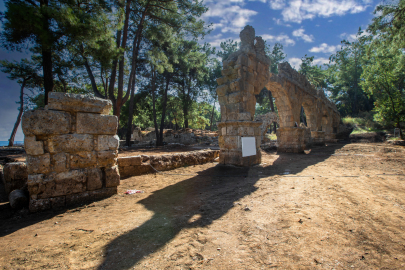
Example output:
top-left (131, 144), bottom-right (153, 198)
top-left (118, 150), bottom-right (219, 178)
top-left (22, 92), bottom-right (120, 212)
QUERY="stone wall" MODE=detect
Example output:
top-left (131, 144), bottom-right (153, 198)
top-left (255, 112), bottom-right (279, 142)
top-left (118, 150), bottom-right (219, 178)
top-left (22, 93), bottom-right (120, 212)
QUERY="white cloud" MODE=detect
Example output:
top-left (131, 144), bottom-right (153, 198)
top-left (288, 57), bottom-right (302, 69)
top-left (269, 0), bottom-right (286, 9)
top-left (203, 0), bottom-right (258, 33)
top-left (208, 37), bottom-right (235, 47)
top-left (273, 18), bottom-right (292, 27)
top-left (313, 57), bottom-right (330, 66)
top-left (309, 43), bottom-right (340, 53)
top-left (339, 30), bottom-right (369, 42)
top-left (292, 28), bottom-right (314, 42)
top-left (261, 33), bottom-right (296, 46)
top-left (270, 0), bottom-right (370, 23)
top-left (288, 56), bottom-right (329, 69)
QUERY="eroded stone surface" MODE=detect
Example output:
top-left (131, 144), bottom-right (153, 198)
top-left (105, 166), bottom-right (120, 187)
top-left (24, 136), bottom-right (44, 156)
top-left (3, 162), bottom-right (28, 195)
top-left (96, 135), bottom-right (120, 151)
top-left (47, 92), bottom-right (112, 114)
top-left (76, 113), bottom-right (118, 135)
top-left (22, 110), bottom-right (70, 136)
top-left (48, 134), bottom-right (93, 153)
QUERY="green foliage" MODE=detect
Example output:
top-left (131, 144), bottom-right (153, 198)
top-left (216, 39), bottom-right (239, 61)
top-left (298, 55), bottom-right (327, 89)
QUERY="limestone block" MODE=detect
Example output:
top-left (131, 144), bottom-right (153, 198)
top-left (218, 96), bottom-right (227, 105)
top-left (38, 170), bottom-right (86, 199)
top-left (221, 68), bottom-right (236, 77)
top-left (22, 110), bottom-right (70, 136)
top-left (49, 196), bottom-right (66, 209)
top-left (29, 198), bottom-right (51, 212)
top-left (27, 154), bottom-right (50, 174)
top-left (65, 192), bottom-right (90, 206)
top-left (224, 136), bottom-right (239, 150)
top-left (76, 113), bottom-right (118, 135)
top-left (218, 136), bottom-right (225, 148)
top-left (227, 92), bottom-right (242, 104)
top-left (226, 125), bottom-right (238, 136)
top-left (227, 113), bottom-right (238, 121)
top-left (244, 82), bottom-right (254, 94)
top-left (27, 174), bottom-right (43, 197)
top-left (119, 164), bottom-right (153, 178)
top-left (216, 77), bottom-right (228, 85)
top-left (237, 54), bottom-right (248, 66)
top-left (87, 168), bottom-right (103, 191)
top-left (229, 79), bottom-right (241, 92)
top-left (51, 153), bottom-right (68, 173)
top-left (47, 92), bottom-right (112, 115)
top-left (70, 152), bottom-right (97, 169)
top-left (97, 150), bottom-right (117, 167)
top-left (238, 112), bottom-right (251, 121)
top-left (226, 103), bottom-right (241, 114)
top-left (3, 162), bottom-right (28, 195)
top-left (117, 155), bottom-right (142, 167)
top-left (216, 84), bottom-right (229, 97)
top-left (105, 165), bottom-right (120, 187)
top-left (24, 136), bottom-right (44, 156)
top-left (48, 134), bottom-right (93, 153)
top-left (96, 135), bottom-right (120, 151)
top-left (90, 187), bottom-right (117, 200)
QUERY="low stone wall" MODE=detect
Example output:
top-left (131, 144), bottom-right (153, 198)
top-left (22, 93), bottom-right (120, 212)
top-left (118, 150), bottom-right (219, 178)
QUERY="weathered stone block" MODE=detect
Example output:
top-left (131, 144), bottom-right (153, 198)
top-left (27, 154), bottom-right (50, 174)
top-left (47, 92), bottom-right (112, 115)
top-left (27, 174), bottom-right (44, 196)
top-left (24, 136), bottom-right (44, 156)
top-left (105, 166), bottom-right (120, 187)
top-left (22, 110), bottom-right (70, 136)
top-left (224, 136), bottom-right (239, 149)
top-left (51, 153), bottom-right (68, 173)
top-left (216, 77), bottom-right (228, 85)
top-left (48, 134), bottom-right (93, 153)
top-left (117, 155), bottom-right (142, 167)
top-left (70, 152), bottom-right (97, 169)
top-left (227, 92), bottom-right (242, 104)
top-left (65, 192), bottom-right (90, 206)
top-left (216, 84), bottom-right (229, 97)
top-left (50, 196), bottom-right (66, 209)
top-left (97, 150), bottom-right (117, 167)
top-left (96, 135), bottom-right (120, 151)
top-left (226, 125), bottom-right (238, 136)
top-left (86, 168), bottom-right (103, 191)
top-left (238, 112), bottom-right (252, 121)
top-left (36, 170), bottom-right (86, 199)
top-left (76, 113), bottom-right (118, 135)
top-left (29, 198), bottom-right (51, 212)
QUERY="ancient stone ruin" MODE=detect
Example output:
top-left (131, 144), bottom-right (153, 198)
top-left (216, 25), bottom-right (340, 166)
top-left (22, 93), bottom-right (120, 212)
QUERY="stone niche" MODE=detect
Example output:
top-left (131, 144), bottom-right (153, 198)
top-left (22, 92), bottom-right (120, 212)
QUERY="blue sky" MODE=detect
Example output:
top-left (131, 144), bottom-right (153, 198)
top-left (0, 0), bottom-right (380, 141)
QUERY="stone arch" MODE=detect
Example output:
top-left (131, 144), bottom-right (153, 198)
top-left (216, 25), bottom-right (341, 166)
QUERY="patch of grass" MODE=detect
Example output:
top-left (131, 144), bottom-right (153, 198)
top-left (387, 137), bottom-right (401, 141)
top-left (342, 115), bottom-right (388, 134)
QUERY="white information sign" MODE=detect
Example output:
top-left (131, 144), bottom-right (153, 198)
top-left (241, 137), bottom-right (256, 157)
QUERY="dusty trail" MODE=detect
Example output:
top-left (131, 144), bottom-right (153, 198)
top-left (1, 142), bottom-right (405, 269)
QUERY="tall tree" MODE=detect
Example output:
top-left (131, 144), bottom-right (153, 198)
top-left (0, 59), bottom-right (42, 146)
top-left (1, 0), bottom-right (115, 105)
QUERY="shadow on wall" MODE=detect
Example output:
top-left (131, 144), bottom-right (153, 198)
top-left (98, 143), bottom-right (346, 270)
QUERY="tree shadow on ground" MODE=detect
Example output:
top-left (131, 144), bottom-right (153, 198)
top-left (98, 143), bottom-right (346, 269)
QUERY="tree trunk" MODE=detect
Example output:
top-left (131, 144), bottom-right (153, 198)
top-left (9, 80), bottom-right (26, 147)
top-left (40, 0), bottom-right (53, 106)
top-left (158, 74), bottom-right (170, 146)
top-left (210, 99), bottom-right (216, 131)
top-left (151, 69), bottom-right (160, 144)
top-left (125, 7), bottom-right (148, 146)
top-left (268, 91), bottom-right (277, 133)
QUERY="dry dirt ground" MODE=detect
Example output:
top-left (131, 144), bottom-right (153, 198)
top-left (1, 141), bottom-right (405, 269)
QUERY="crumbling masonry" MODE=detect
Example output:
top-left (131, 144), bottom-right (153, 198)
top-left (216, 25), bottom-right (340, 166)
top-left (22, 93), bottom-right (120, 212)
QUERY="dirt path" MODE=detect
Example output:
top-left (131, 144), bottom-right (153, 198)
top-left (1, 142), bottom-right (405, 269)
